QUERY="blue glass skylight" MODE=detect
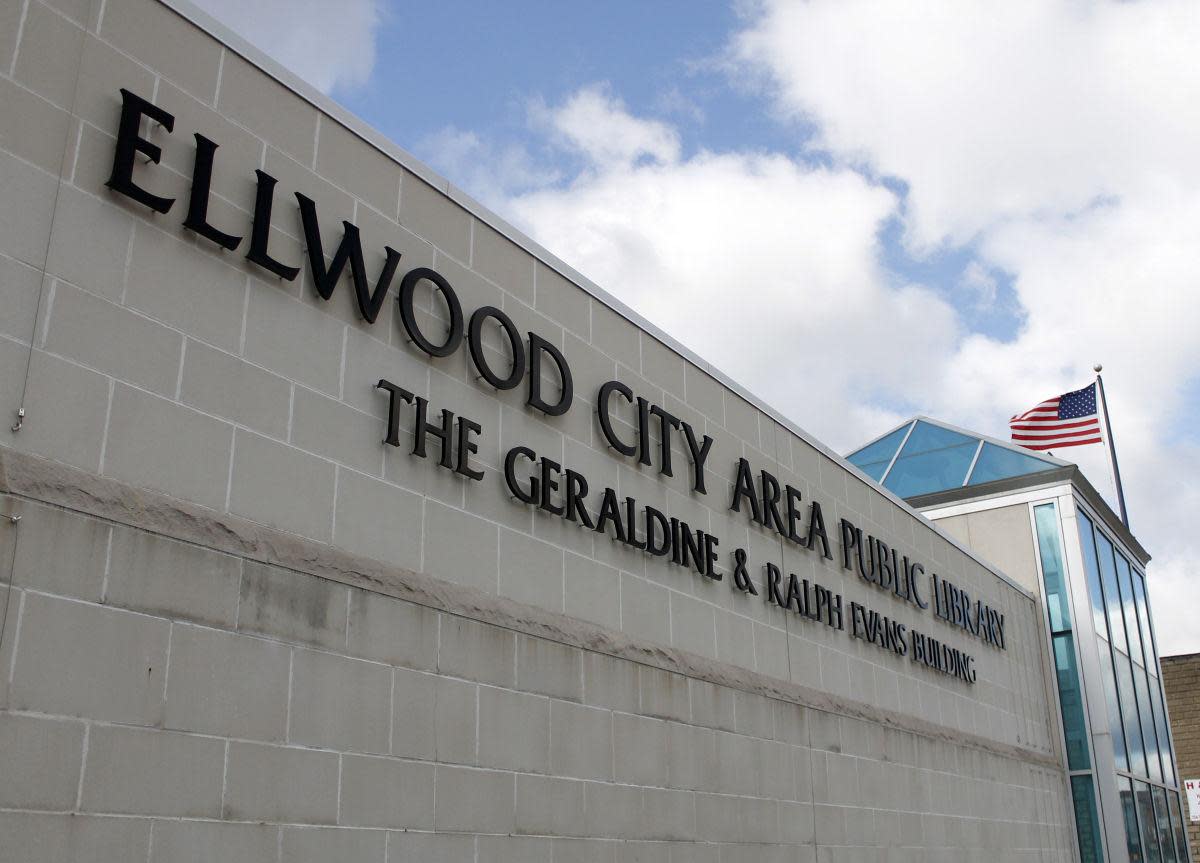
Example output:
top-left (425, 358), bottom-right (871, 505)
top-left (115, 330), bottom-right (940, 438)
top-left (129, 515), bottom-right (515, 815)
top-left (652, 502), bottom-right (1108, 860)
top-left (845, 422), bottom-right (912, 482)
top-left (845, 417), bottom-right (1060, 498)
top-left (968, 442), bottom-right (1058, 486)
top-left (882, 420), bottom-right (977, 498)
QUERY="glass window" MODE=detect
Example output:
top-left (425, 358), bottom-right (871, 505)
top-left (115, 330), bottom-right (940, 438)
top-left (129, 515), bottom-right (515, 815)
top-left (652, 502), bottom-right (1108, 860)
top-left (1132, 571), bottom-right (1158, 677)
top-left (967, 441), bottom-right (1057, 485)
top-left (1131, 568), bottom-right (1180, 786)
top-left (1078, 512), bottom-right (1112, 643)
top-left (1117, 654), bottom-right (1149, 777)
top-left (1150, 678), bottom-right (1177, 787)
top-left (1035, 504), bottom-right (1091, 770)
top-left (1120, 777), bottom-right (1146, 863)
top-left (1101, 645), bottom-right (1130, 772)
top-left (1134, 663), bottom-right (1164, 783)
top-left (1072, 774), bottom-right (1106, 863)
top-left (883, 420), bottom-right (978, 497)
top-left (1054, 635), bottom-right (1091, 769)
top-left (1096, 532), bottom-right (1128, 654)
top-left (1036, 504), bottom-right (1071, 634)
top-left (1119, 555), bottom-right (1148, 671)
top-left (1154, 786), bottom-right (1179, 863)
top-left (855, 460), bottom-right (890, 482)
top-left (1115, 552), bottom-right (1165, 784)
top-left (844, 422), bottom-right (907, 475)
top-left (1137, 781), bottom-right (1164, 863)
top-left (1167, 793), bottom-right (1188, 863)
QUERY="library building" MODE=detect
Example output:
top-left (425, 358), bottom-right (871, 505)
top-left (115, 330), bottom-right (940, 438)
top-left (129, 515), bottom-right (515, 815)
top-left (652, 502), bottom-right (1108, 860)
top-left (0, 1), bottom-right (1189, 860)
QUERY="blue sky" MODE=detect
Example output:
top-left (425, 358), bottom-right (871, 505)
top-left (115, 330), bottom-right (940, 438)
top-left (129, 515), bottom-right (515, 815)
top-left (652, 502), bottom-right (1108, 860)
top-left (195, 0), bottom-right (1200, 653)
top-left (330, 1), bottom-right (1021, 349)
top-left (339, 1), bottom-right (788, 159)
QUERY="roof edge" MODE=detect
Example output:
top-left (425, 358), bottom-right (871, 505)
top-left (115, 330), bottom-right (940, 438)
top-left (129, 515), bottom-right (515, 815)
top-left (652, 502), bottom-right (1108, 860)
top-left (909, 466), bottom-right (1151, 567)
top-left (848, 415), bottom-right (1073, 469)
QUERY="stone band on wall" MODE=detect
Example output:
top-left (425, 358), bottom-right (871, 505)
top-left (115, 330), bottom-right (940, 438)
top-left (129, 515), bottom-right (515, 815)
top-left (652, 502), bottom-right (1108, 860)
top-left (0, 445), bottom-right (1060, 768)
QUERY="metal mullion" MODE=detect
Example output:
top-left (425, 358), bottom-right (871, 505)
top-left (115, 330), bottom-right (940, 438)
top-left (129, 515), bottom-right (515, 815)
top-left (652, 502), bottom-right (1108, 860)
top-left (961, 439), bottom-right (984, 486)
top-left (879, 420), bottom-right (916, 486)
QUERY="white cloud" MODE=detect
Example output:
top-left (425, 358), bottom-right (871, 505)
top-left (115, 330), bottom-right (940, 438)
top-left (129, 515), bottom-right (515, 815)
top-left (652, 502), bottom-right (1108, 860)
top-left (732, 0), bottom-right (1200, 653)
top-left (191, 0), bottom-right (383, 93)
top-left (418, 127), bottom-right (562, 207)
top-left (733, 0), bottom-right (1200, 251)
top-left (531, 85), bottom-right (682, 170)
top-left (957, 262), bottom-right (998, 311)
top-left (500, 88), bottom-right (955, 450)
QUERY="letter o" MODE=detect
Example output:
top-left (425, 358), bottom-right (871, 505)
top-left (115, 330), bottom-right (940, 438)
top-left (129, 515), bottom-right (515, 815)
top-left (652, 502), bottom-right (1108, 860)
top-left (468, 306), bottom-right (526, 390)
top-left (398, 267), bottom-right (464, 358)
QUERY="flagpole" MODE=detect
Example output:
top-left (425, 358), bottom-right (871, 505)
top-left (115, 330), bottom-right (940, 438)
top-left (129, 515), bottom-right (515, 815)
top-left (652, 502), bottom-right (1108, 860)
top-left (1094, 364), bottom-right (1129, 529)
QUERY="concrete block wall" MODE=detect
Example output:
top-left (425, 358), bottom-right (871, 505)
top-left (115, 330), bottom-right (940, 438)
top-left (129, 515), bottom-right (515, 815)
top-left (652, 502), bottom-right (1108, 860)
top-left (0, 499), bottom-right (1076, 862)
top-left (0, 0), bottom-right (1076, 857)
top-left (1163, 655), bottom-right (1199, 860)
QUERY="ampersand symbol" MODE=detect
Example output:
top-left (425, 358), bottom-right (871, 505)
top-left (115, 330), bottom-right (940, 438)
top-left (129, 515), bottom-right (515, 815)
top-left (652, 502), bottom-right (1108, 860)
top-left (731, 548), bottom-right (758, 594)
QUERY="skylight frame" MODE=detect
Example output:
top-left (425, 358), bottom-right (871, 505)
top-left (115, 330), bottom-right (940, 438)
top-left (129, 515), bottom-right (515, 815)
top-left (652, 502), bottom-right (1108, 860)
top-left (850, 415), bottom-right (1068, 494)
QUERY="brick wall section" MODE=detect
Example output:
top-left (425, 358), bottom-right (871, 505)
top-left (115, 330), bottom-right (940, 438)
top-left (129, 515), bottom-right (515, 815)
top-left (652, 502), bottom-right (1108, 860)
top-left (0, 0), bottom-right (1054, 757)
top-left (0, 0), bottom-right (1077, 857)
top-left (0, 498), bottom-right (1077, 862)
top-left (1163, 654), bottom-right (1200, 860)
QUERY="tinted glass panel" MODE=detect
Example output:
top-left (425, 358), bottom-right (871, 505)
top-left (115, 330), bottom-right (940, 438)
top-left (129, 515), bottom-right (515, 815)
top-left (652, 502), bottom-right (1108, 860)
top-left (1154, 786), bottom-right (1179, 863)
top-left (1137, 781), bottom-right (1164, 863)
top-left (1119, 555), bottom-right (1147, 671)
top-left (1097, 531), bottom-right (1129, 654)
top-left (1101, 645), bottom-right (1130, 771)
top-left (967, 441), bottom-right (1057, 485)
top-left (1135, 665), bottom-right (1164, 783)
top-left (855, 460), bottom-right (891, 482)
top-left (1151, 678), bottom-right (1176, 787)
top-left (1054, 634), bottom-right (1090, 769)
top-left (1132, 571), bottom-right (1158, 677)
top-left (881, 420), bottom-right (979, 497)
top-left (1035, 504), bottom-right (1091, 770)
top-left (1035, 504), bottom-right (1071, 634)
top-left (898, 420), bottom-right (976, 455)
top-left (847, 423), bottom-right (911, 470)
top-left (1071, 774), bottom-right (1105, 863)
top-left (1120, 777), bottom-right (1146, 863)
top-left (1167, 794), bottom-right (1188, 863)
top-left (1078, 512), bottom-right (1111, 642)
top-left (884, 441), bottom-right (977, 497)
top-left (1117, 653), bottom-right (1149, 777)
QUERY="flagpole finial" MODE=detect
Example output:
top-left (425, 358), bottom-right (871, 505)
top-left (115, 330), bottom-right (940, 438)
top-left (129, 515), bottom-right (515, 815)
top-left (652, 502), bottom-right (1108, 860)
top-left (1093, 363), bottom-right (1103, 374)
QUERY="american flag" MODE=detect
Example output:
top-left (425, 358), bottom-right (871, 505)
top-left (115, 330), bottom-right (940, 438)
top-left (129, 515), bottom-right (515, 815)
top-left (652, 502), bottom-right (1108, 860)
top-left (1010, 384), bottom-right (1102, 451)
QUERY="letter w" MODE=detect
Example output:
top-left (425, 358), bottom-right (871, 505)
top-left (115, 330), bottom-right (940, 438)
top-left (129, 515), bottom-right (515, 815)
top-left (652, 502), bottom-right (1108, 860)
top-left (296, 193), bottom-right (401, 323)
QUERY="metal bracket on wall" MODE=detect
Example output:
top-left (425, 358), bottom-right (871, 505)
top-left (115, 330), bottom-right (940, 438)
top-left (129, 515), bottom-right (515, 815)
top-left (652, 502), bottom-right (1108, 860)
top-left (10, 407), bottom-right (24, 433)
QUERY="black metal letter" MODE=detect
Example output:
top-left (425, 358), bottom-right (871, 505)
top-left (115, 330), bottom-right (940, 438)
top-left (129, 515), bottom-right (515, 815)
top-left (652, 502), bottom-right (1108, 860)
top-left (597, 381), bottom-right (637, 456)
top-left (503, 446), bottom-right (538, 503)
top-left (730, 458), bottom-right (761, 523)
top-left (106, 88), bottom-right (175, 213)
top-left (376, 379), bottom-right (414, 447)
top-left (183, 134), bottom-right (241, 250)
top-left (682, 422), bottom-right (713, 495)
top-left (527, 332), bottom-right (573, 416)
top-left (398, 267), bottom-right (464, 357)
top-left (454, 416), bottom-right (484, 481)
top-left (296, 193), bottom-right (400, 324)
top-left (412, 398), bottom-right (455, 468)
top-left (649, 404), bottom-right (680, 477)
top-left (246, 170), bottom-right (300, 280)
top-left (468, 306), bottom-right (525, 390)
